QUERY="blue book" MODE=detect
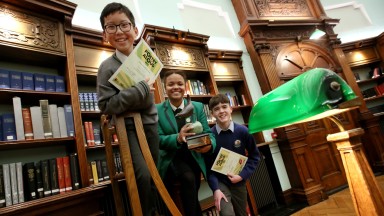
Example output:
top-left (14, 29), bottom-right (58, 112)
top-left (55, 76), bottom-right (65, 92)
top-left (34, 74), bottom-right (46, 91)
top-left (45, 75), bottom-right (55, 92)
top-left (0, 69), bottom-right (10, 89)
top-left (10, 70), bottom-right (22, 89)
top-left (63, 104), bottom-right (75, 137)
top-left (22, 72), bottom-right (34, 90)
top-left (2, 113), bottom-right (16, 141)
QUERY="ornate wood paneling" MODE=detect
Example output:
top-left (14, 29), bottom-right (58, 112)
top-left (0, 2), bottom-right (65, 55)
top-left (155, 41), bottom-right (209, 70)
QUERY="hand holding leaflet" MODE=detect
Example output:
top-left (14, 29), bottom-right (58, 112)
top-left (211, 147), bottom-right (248, 175)
top-left (108, 39), bottom-right (164, 90)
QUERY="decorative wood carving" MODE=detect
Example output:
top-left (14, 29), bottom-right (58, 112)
top-left (0, 3), bottom-right (65, 54)
top-left (155, 41), bottom-right (209, 70)
top-left (254, 0), bottom-right (313, 18)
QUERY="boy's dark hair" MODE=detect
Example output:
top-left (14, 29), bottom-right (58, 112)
top-left (100, 2), bottom-right (136, 29)
top-left (209, 94), bottom-right (230, 110)
top-left (162, 70), bottom-right (187, 84)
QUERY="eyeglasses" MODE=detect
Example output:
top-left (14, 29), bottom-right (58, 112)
top-left (104, 22), bottom-right (132, 34)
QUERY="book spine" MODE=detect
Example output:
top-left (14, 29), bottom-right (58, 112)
top-left (55, 75), bottom-right (65, 92)
top-left (41, 160), bottom-right (51, 197)
top-left (64, 105), bottom-right (75, 137)
top-left (93, 121), bottom-right (102, 145)
top-left (87, 162), bottom-right (94, 185)
top-left (30, 106), bottom-right (45, 139)
top-left (79, 93), bottom-right (85, 111)
top-left (2, 113), bottom-right (16, 141)
top-left (23, 162), bottom-right (37, 201)
top-left (88, 92), bottom-right (95, 111)
top-left (49, 104), bottom-right (61, 138)
top-left (56, 157), bottom-right (65, 193)
top-left (84, 122), bottom-right (92, 147)
top-left (62, 156), bottom-right (72, 191)
top-left (22, 108), bottom-right (34, 140)
top-left (96, 160), bottom-right (103, 182)
top-left (0, 69), bottom-right (10, 88)
top-left (10, 70), bottom-right (22, 89)
top-left (16, 162), bottom-right (24, 203)
top-left (40, 100), bottom-right (53, 138)
top-left (57, 107), bottom-right (68, 138)
top-left (34, 161), bottom-right (44, 198)
top-left (13, 96), bottom-right (25, 140)
top-left (101, 160), bottom-right (109, 180)
top-left (2, 164), bottom-right (12, 206)
top-left (0, 165), bottom-right (5, 207)
top-left (91, 161), bottom-right (99, 185)
top-left (22, 72), bottom-right (34, 90)
top-left (49, 158), bottom-right (59, 195)
top-left (93, 92), bottom-right (99, 111)
top-left (69, 153), bottom-right (80, 190)
top-left (9, 163), bottom-right (18, 204)
top-left (45, 75), bottom-right (56, 92)
top-left (33, 74), bottom-right (46, 91)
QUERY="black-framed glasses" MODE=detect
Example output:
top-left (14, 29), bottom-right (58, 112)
top-left (104, 22), bottom-right (132, 34)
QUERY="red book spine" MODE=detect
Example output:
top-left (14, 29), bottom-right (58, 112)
top-left (88, 122), bottom-right (95, 146)
top-left (22, 108), bottom-right (34, 140)
top-left (62, 156), bottom-right (72, 191)
top-left (56, 157), bottom-right (65, 193)
top-left (84, 122), bottom-right (94, 147)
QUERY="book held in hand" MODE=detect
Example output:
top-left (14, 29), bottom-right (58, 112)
top-left (108, 39), bottom-right (163, 90)
top-left (211, 147), bottom-right (248, 175)
top-left (186, 133), bottom-right (212, 149)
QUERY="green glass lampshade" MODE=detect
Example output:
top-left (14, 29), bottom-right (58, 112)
top-left (248, 68), bottom-right (360, 133)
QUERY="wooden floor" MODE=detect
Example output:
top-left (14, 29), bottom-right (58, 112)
top-left (291, 175), bottom-right (384, 216)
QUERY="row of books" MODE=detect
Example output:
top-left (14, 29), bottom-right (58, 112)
top-left (225, 92), bottom-right (248, 106)
top-left (202, 104), bottom-right (216, 124)
top-left (185, 79), bottom-right (210, 95)
top-left (79, 92), bottom-right (99, 112)
top-left (0, 97), bottom-right (75, 141)
top-left (0, 153), bottom-right (80, 208)
top-left (0, 69), bottom-right (65, 92)
top-left (83, 121), bottom-right (102, 147)
top-left (160, 79), bottom-right (210, 96)
top-left (87, 153), bottom-right (124, 186)
top-left (361, 83), bottom-right (384, 99)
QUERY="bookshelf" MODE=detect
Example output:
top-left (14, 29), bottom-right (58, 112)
top-left (208, 49), bottom-right (253, 125)
top-left (0, 1), bottom-right (108, 215)
top-left (341, 37), bottom-right (384, 116)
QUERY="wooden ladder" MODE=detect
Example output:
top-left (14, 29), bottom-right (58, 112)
top-left (101, 113), bottom-right (181, 216)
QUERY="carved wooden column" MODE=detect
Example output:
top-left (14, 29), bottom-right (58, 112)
top-left (327, 128), bottom-right (384, 215)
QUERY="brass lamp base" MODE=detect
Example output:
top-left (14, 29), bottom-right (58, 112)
top-left (327, 128), bottom-right (384, 215)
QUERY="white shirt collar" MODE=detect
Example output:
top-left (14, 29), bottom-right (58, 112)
top-left (216, 121), bottom-right (234, 134)
top-left (115, 49), bottom-right (128, 63)
top-left (170, 102), bottom-right (185, 112)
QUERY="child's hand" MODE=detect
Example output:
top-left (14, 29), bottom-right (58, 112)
top-left (144, 77), bottom-right (155, 92)
top-left (177, 123), bottom-right (195, 143)
top-left (227, 173), bottom-right (243, 184)
top-left (213, 189), bottom-right (228, 211)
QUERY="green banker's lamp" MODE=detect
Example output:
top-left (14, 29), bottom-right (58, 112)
top-left (249, 68), bottom-right (384, 215)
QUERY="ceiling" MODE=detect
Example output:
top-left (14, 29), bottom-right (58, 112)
top-left (70, 0), bottom-right (384, 44)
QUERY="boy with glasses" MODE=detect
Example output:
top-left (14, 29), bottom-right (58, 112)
top-left (97, 3), bottom-right (159, 216)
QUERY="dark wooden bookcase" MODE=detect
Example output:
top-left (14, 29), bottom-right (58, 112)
top-left (0, 1), bottom-right (108, 215)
